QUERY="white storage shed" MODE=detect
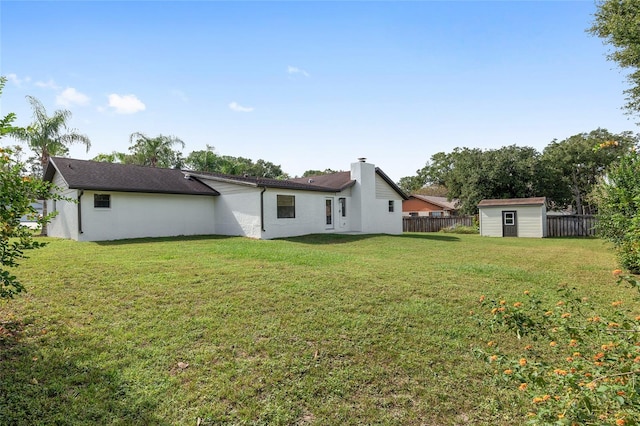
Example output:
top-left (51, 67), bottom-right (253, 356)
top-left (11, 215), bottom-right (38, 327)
top-left (478, 197), bottom-right (547, 238)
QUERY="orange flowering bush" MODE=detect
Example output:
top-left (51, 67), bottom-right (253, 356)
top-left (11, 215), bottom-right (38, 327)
top-left (476, 273), bottom-right (640, 425)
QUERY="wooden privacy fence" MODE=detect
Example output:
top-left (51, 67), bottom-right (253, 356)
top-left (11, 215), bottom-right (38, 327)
top-left (546, 215), bottom-right (598, 237)
top-left (403, 216), bottom-right (474, 233)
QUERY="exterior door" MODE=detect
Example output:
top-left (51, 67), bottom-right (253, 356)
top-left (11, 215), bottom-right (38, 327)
top-left (502, 211), bottom-right (517, 237)
top-left (338, 197), bottom-right (347, 228)
top-left (325, 198), bottom-right (334, 229)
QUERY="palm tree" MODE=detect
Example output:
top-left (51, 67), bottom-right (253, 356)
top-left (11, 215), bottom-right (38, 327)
top-left (127, 132), bottom-right (185, 168)
top-left (11, 96), bottom-right (91, 175)
top-left (10, 96), bottom-right (91, 235)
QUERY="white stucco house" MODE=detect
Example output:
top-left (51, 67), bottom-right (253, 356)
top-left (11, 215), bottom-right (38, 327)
top-left (477, 197), bottom-right (548, 238)
top-left (44, 157), bottom-right (408, 242)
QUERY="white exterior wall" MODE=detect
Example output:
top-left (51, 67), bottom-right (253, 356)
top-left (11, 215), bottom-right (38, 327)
top-left (77, 191), bottom-right (216, 241)
top-left (203, 180), bottom-right (262, 238)
top-left (350, 162), bottom-right (403, 235)
top-left (480, 205), bottom-right (547, 238)
top-left (48, 193), bottom-right (81, 240)
top-left (516, 205), bottom-right (547, 238)
top-left (479, 207), bottom-right (504, 237)
top-left (261, 189), bottom-right (348, 239)
top-left (47, 173), bottom-right (80, 240)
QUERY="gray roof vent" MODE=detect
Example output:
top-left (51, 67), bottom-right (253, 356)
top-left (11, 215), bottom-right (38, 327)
top-left (308, 178), bottom-right (314, 183)
top-left (358, 157), bottom-right (367, 163)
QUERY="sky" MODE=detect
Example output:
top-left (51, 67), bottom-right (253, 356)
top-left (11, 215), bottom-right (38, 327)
top-left (1, 0), bottom-right (637, 182)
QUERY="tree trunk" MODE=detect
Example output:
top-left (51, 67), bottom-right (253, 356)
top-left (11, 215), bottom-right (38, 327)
top-left (40, 199), bottom-right (48, 236)
top-left (39, 155), bottom-right (49, 236)
top-left (572, 170), bottom-right (583, 215)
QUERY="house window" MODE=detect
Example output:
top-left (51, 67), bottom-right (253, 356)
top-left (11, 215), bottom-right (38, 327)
top-left (52, 199), bottom-right (57, 212)
top-left (388, 200), bottom-right (394, 212)
top-left (431, 211), bottom-right (442, 218)
top-left (277, 195), bottom-right (295, 218)
top-left (339, 198), bottom-right (346, 217)
top-left (94, 194), bottom-right (111, 208)
top-left (409, 212), bottom-right (418, 217)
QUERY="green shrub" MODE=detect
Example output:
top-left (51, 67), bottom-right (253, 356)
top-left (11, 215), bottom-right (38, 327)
top-left (0, 148), bottom-right (69, 298)
top-left (439, 225), bottom-right (479, 234)
top-left (593, 147), bottom-right (640, 273)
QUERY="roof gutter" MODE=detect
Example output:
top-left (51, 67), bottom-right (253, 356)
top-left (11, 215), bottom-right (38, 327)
top-left (260, 186), bottom-right (266, 233)
top-left (77, 189), bottom-right (84, 235)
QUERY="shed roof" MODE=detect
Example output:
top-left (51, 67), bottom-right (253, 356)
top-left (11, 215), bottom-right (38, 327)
top-left (477, 197), bottom-right (547, 207)
top-left (44, 157), bottom-right (220, 196)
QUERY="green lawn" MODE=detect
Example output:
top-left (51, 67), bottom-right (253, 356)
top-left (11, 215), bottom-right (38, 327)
top-left (0, 233), bottom-right (632, 425)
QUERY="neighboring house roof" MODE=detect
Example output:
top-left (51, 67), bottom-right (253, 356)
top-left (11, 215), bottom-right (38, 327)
top-left (477, 197), bottom-right (547, 207)
top-left (408, 195), bottom-right (458, 210)
top-left (44, 157), bottom-right (220, 196)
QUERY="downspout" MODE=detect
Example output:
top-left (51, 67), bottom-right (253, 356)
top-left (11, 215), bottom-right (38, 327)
top-left (260, 187), bottom-right (266, 233)
top-left (77, 190), bottom-right (84, 235)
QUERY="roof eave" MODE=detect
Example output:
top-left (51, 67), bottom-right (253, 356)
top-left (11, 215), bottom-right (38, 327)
top-left (43, 158), bottom-right (59, 183)
top-left (68, 185), bottom-right (219, 196)
top-left (187, 172), bottom-right (259, 188)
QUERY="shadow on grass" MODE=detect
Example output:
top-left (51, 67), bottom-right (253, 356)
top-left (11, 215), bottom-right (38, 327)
top-left (280, 233), bottom-right (385, 245)
top-left (0, 320), bottom-right (169, 425)
top-left (93, 232), bottom-right (462, 246)
top-left (282, 232), bottom-right (461, 244)
top-left (94, 234), bottom-right (235, 246)
top-left (397, 232), bottom-right (461, 242)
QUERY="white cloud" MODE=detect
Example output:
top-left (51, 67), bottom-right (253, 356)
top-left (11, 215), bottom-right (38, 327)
top-left (228, 101), bottom-right (254, 113)
top-left (6, 73), bottom-right (31, 87)
top-left (287, 65), bottom-right (310, 77)
top-left (56, 87), bottom-right (90, 107)
top-left (35, 79), bottom-right (60, 90)
top-left (107, 94), bottom-right (146, 114)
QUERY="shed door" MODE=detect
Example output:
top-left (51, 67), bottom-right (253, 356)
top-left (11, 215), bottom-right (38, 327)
top-left (502, 211), bottom-right (517, 237)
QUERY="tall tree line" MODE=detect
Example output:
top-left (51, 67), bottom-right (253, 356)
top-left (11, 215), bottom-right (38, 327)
top-left (398, 129), bottom-right (639, 215)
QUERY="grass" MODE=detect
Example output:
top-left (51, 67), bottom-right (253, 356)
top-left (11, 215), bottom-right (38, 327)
top-left (0, 233), bottom-right (634, 425)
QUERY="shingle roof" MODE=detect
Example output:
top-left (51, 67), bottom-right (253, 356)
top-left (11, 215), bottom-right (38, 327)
top-left (45, 157), bottom-right (408, 199)
top-left (477, 197), bottom-right (547, 207)
top-left (44, 157), bottom-right (220, 196)
top-left (191, 168), bottom-right (408, 199)
top-left (409, 194), bottom-right (458, 210)
top-left (288, 171), bottom-right (355, 191)
top-left (188, 170), bottom-right (357, 193)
